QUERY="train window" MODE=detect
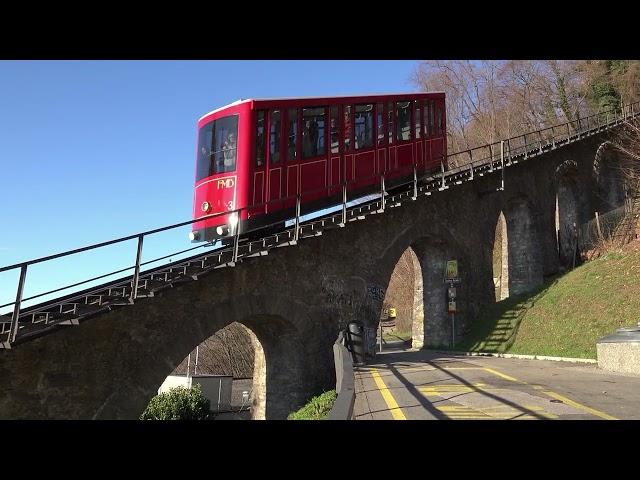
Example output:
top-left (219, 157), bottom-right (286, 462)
top-left (302, 107), bottom-right (326, 159)
top-left (430, 101), bottom-right (435, 138)
top-left (270, 110), bottom-right (281, 164)
top-left (196, 114), bottom-right (239, 181)
top-left (287, 109), bottom-right (297, 161)
top-left (436, 104), bottom-right (443, 136)
top-left (396, 101), bottom-right (411, 142)
top-left (330, 105), bottom-right (339, 154)
top-left (422, 100), bottom-right (429, 137)
top-left (344, 105), bottom-right (352, 152)
top-left (414, 100), bottom-right (421, 139)
top-left (354, 104), bottom-right (374, 150)
top-left (376, 103), bottom-right (385, 146)
top-left (255, 110), bottom-right (266, 167)
top-left (387, 101), bottom-right (394, 145)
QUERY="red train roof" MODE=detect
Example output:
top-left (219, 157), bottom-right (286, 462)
top-left (198, 91), bottom-right (445, 122)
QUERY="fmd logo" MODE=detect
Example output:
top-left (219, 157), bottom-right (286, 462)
top-left (217, 178), bottom-right (235, 189)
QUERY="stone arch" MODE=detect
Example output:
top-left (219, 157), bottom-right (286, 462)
top-left (155, 297), bottom-right (311, 420)
top-left (378, 227), bottom-right (469, 350)
top-left (381, 246), bottom-right (423, 347)
top-left (492, 211), bottom-right (509, 301)
top-left (125, 292), bottom-right (316, 421)
top-left (504, 196), bottom-right (543, 296)
top-left (555, 160), bottom-right (581, 268)
top-left (593, 141), bottom-right (627, 212)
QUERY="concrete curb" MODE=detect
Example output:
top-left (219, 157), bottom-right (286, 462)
top-left (430, 349), bottom-right (598, 364)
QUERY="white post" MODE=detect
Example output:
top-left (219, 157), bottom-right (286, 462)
top-left (186, 353), bottom-right (191, 386)
top-left (194, 346), bottom-right (199, 376)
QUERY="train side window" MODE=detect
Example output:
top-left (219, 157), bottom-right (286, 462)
top-left (287, 109), bottom-right (297, 161)
top-left (414, 100), bottom-right (421, 139)
top-left (344, 105), bottom-right (352, 152)
top-left (330, 105), bottom-right (339, 154)
top-left (269, 110), bottom-right (281, 164)
top-left (376, 102), bottom-right (385, 146)
top-left (354, 103), bottom-right (374, 150)
top-left (302, 106), bottom-right (326, 159)
top-left (430, 101), bottom-right (436, 138)
top-left (255, 110), bottom-right (265, 167)
top-left (436, 103), bottom-right (443, 136)
top-left (387, 101), bottom-right (394, 145)
top-left (422, 100), bottom-right (429, 138)
top-left (396, 101), bottom-right (411, 142)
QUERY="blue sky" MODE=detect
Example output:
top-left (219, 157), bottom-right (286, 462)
top-left (0, 60), bottom-right (421, 313)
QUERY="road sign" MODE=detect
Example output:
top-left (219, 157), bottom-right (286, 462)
top-left (445, 260), bottom-right (461, 284)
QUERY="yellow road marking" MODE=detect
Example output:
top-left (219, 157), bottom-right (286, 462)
top-left (370, 368), bottom-right (406, 420)
top-left (542, 390), bottom-right (617, 420)
top-left (357, 365), bottom-right (486, 378)
top-left (482, 368), bottom-right (522, 383)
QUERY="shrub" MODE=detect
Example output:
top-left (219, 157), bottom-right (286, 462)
top-left (287, 390), bottom-right (337, 420)
top-left (140, 385), bottom-right (211, 420)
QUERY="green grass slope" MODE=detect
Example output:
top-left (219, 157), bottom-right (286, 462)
top-left (455, 241), bottom-right (640, 359)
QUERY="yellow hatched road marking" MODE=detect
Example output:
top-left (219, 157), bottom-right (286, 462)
top-left (542, 390), bottom-right (617, 420)
top-left (370, 368), bottom-right (406, 420)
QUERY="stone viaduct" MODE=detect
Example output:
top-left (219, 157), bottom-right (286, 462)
top-left (0, 133), bottom-right (630, 420)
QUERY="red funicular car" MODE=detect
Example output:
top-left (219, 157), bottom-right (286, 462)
top-left (190, 92), bottom-right (446, 243)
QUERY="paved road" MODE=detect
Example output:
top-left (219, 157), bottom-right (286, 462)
top-left (354, 345), bottom-right (640, 420)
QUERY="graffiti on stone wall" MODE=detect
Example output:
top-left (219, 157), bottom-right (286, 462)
top-left (321, 275), bottom-right (386, 330)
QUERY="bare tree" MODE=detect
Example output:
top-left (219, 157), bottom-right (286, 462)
top-left (172, 322), bottom-right (255, 378)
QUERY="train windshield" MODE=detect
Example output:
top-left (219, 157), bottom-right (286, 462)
top-left (196, 115), bottom-right (239, 181)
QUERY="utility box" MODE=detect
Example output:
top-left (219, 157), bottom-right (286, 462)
top-left (158, 374), bottom-right (233, 412)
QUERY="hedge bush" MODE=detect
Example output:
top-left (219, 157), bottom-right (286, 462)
top-left (140, 385), bottom-right (211, 420)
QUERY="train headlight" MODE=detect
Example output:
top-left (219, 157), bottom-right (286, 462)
top-left (216, 226), bottom-right (224, 236)
top-left (201, 201), bottom-right (211, 213)
top-left (189, 231), bottom-right (199, 241)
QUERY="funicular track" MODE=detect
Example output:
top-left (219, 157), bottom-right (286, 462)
top-left (2, 103), bottom-right (639, 349)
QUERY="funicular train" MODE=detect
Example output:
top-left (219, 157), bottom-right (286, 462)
top-left (190, 92), bottom-right (447, 243)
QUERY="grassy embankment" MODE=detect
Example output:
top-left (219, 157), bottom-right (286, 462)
top-left (454, 242), bottom-right (640, 359)
top-left (287, 390), bottom-right (337, 420)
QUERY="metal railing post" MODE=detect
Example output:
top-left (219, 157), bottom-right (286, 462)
top-left (412, 164), bottom-right (418, 200)
top-left (489, 144), bottom-right (494, 172)
top-left (341, 182), bottom-right (347, 226)
top-left (469, 162), bottom-right (474, 180)
top-left (551, 126), bottom-right (556, 148)
top-left (468, 150), bottom-right (473, 165)
top-left (566, 122), bottom-right (570, 141)
top-left (232, 211), bottom-right (240, 263)
top-left (131, 235), bottom-right (144, 300)
top-left (380, 174), bottom-right (386, 212)
top-left (507, 138), bottom-right (512, 164)
top-left (294, 194), bottom-right (301, 242)
top-left (524, 133), bottom-right (528, 159)
top-left (440, 160), bottom-right (446, 189)
top-left (537, 130), bottom-right (543, 153)
top-left (577, 117), bottom-right (581, 139)
top-left (8, 265), bottom-right (28, 345)
top-left (500, 140), bottom-right (505, 191)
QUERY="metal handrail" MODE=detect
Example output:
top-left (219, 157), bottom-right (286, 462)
top-left (2, 100), bottom-right (638, 347)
